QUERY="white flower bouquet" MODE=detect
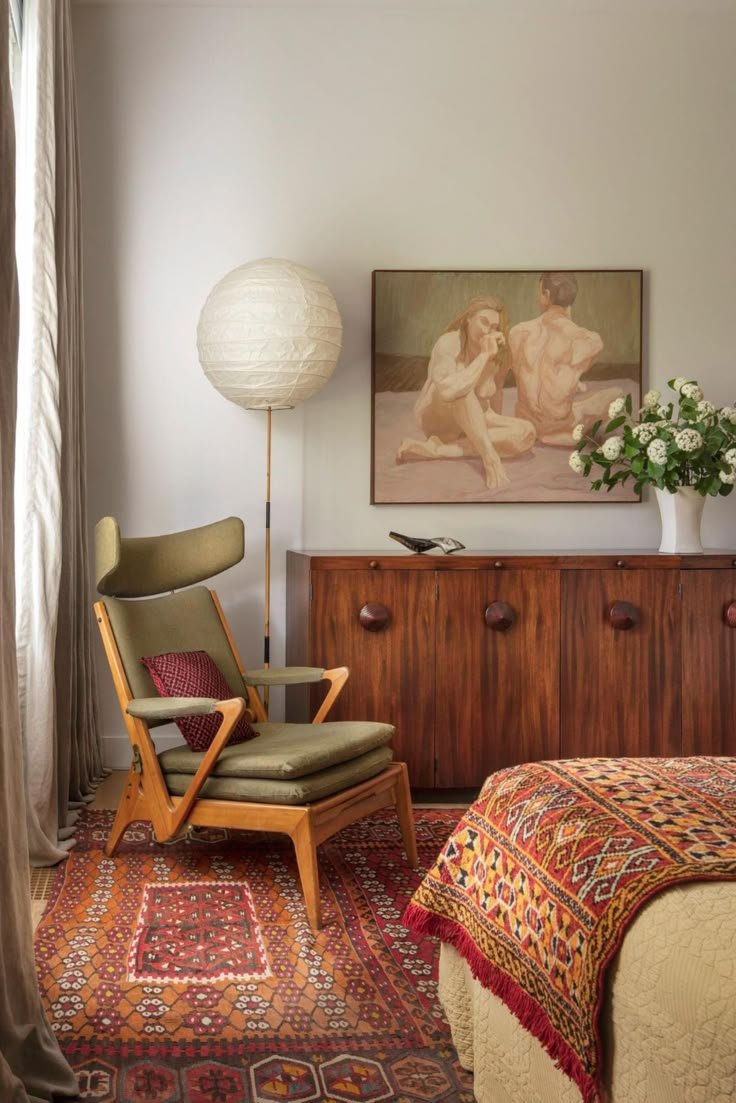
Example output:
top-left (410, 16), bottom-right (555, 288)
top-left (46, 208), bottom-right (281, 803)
top-left (569, 379), bottom-right (736, 496)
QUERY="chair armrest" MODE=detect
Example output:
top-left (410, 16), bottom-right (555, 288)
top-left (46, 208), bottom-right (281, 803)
top-left (243, 666), bottom-right (349, 723)
top-left (244, 666), bottom-right (326, 687)
top-left (126, 696), bottom-right (220, 722)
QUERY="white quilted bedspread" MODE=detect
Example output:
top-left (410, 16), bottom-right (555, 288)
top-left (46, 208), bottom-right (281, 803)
top-left (439, 881), bottom-right (736, 1103)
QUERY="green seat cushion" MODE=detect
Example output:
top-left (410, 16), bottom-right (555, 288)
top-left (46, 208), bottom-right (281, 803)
top-left (157, 720), bottom-right (394, 780)
top-left (162, 746), bottom-right (394, 805)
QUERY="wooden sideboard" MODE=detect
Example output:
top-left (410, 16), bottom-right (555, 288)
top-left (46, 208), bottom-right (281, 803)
top-left (285, 551), bottom-right (736, 789)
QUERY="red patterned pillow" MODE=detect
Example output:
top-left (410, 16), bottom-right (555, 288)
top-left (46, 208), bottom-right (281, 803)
top-left (140, 650), bottom-right (256, 752)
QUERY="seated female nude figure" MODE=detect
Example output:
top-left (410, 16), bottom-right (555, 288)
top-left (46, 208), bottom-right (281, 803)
top-left (396, 296), bottom-right (535, 489)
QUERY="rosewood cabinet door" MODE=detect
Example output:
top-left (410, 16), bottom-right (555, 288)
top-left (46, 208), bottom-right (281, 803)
top-left (561, 570), bottom-right (681, 758)
top-left (309, 569), bottom-right (437, 787)
top-left (434, 570), bottom-right (560, 787)
top-left (681, 569), bottom-right (736, 756)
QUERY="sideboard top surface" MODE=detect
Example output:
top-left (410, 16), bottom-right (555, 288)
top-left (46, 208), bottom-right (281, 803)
top-left (287, 550), bottom-right (736, 570)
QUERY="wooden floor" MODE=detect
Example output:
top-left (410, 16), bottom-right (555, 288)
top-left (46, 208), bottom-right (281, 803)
top-left (89, 769), bottom-right (128, 810)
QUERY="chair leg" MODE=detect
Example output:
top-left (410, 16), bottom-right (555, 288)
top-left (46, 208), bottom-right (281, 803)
top-left (292, 812), bottom-right (322, 931)
top-left (105, 765), bottom-right (141, 856)
top-left (395, 762), bottom-right (418, 867)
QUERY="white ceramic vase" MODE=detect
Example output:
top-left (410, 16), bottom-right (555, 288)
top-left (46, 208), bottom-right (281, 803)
top-left (654, 486), bottom-right (705, 554)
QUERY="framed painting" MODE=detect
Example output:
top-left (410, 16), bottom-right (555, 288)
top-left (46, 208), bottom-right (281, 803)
top-left (371, 269), bottom-right (643, 504)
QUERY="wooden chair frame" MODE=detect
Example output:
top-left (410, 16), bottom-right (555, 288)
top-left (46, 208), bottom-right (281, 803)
top-left (94, 593), bottom-right (417, 930)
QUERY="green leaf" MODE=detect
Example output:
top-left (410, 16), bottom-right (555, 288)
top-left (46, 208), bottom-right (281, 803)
top-left (606, 416), bottom-right (627, 433)
top-left (625, 392), bottom-right (633, 415)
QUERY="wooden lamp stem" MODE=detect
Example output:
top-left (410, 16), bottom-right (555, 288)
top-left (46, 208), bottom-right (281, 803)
top-left (263, 405), bottom-right (272, 715)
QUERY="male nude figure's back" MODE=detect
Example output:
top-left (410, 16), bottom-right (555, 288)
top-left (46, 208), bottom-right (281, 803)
top-left (510, 273), bottom-right (611, 447)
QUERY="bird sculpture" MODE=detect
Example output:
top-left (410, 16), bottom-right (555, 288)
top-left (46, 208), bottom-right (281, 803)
top-left (389, 531), bottom-right (465, 555)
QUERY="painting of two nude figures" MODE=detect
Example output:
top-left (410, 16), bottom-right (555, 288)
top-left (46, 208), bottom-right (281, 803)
top-left (371, 269), bottom-right (642, 504)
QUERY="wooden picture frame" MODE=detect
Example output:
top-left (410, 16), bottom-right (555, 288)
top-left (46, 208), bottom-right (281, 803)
top-left (371, 269), bottom-right (643, 504)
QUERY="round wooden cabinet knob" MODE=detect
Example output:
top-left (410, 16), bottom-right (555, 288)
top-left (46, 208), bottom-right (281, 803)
top-left (725, 601), bottom-right (736, 628)
top-left (608, 600), bottom-right (640, 630)
top-left (369, 560), bottom-right (379, 569)
top-left (484, 601), bottom-right (516, 631)
top-left (359, 602), bottom-right (391, 631)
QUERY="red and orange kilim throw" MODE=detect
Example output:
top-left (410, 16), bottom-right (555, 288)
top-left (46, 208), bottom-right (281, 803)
top-left (403, 756), bottom-right (736, 1103)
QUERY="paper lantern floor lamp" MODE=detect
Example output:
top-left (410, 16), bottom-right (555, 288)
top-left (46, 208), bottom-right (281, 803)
top-left (197, 258), bottom-right (343, 709)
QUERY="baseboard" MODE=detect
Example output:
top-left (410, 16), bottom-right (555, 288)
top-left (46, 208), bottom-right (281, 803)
top-left (101, 731), bottom-right (183, 769)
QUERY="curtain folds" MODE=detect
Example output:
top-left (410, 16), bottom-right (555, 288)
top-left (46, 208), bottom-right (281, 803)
top-left (15, 0), bottom-right (101, 866)
top-left (52, 0), bottom-right (102, 815)
top-left (0, 4), bottom-right (79, 1097)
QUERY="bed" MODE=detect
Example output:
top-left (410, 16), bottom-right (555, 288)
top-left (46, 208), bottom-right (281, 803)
top-left (404, 757), bottom-right (736, 1103)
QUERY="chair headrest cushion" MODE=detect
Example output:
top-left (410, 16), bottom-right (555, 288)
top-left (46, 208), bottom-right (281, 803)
top-left (95, 516), bottom-right (245, 597)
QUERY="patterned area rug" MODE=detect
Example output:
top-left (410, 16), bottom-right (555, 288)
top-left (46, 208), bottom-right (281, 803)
top-left (35, 809), bottom-right (473, 1103)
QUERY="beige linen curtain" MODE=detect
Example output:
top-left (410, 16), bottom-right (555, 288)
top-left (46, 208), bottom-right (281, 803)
top-left (0, 4), bottom-right (78, 1096)
top-left (15, 0), bottom-right (102, 865)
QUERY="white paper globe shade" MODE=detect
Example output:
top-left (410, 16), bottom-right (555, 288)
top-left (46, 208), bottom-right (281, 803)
top-left (197, 258), bottom-right (343, 410)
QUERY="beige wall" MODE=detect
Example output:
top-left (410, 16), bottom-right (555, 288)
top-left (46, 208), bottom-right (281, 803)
top-left (72, 0), bottom-right (736, 763)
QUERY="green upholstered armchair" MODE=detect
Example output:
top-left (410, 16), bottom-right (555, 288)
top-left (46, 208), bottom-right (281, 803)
top-left (94, 515), bottom-right (416, 930)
